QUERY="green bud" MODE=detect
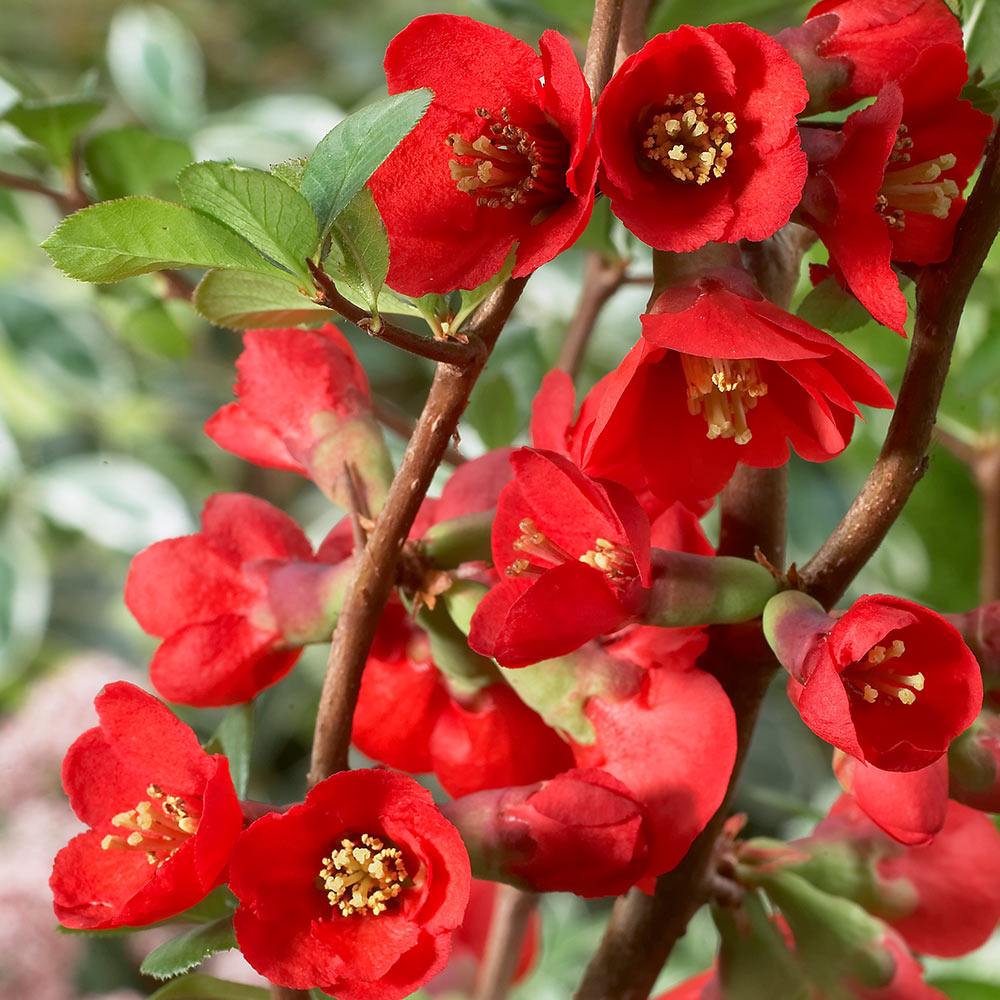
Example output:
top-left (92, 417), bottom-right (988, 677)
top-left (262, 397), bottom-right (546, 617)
top-left (308, 412), bottom-right (394, 513)
top-left (644, 551), bottom-right (779, 628)
top-left (415, 597), bottom-right (500, 697)
top-left (422, 509), bottom-right (495, 568)
top-left (761, 589), bottom-right (830, 680)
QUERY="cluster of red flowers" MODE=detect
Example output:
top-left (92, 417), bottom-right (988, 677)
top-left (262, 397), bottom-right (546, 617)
top-left (49, 1), bottom-right (997, 997)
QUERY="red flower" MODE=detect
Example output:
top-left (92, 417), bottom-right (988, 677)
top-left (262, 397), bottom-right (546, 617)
top-left (947, 710), bottom-right (1000, 813)
top-left (50, 682), bottom-right (242, 929)
top-left (205, 324), bottom-right (391, 509)
top-left (468, 448), bottom-right (652, 667)
top-left (784, 0), bottom-right (963, 111)
top-left (370, 14), bottom-right (597, 296)
top-left (811, 794), bottom-right (1000, 957)
top-left (800, 44), bottom-right (992, 333)
top-left (556, 263), bottom-right (893, 509)
top-left (425, 879), bottom-right (539, 995)
top-left (444, 768), bottom-right (650, 897)
top-left (126, 493), bottom-right (352, 706)
top-left (595, 24), bottom-right (807, 253)
top-left (230, 769), bottom-right (471, 1000)
top-left (572, 651), bottom-right (736, 881)
top-left (834, 752), bottom-right (948, 846)
top-left (948, 601), bottom-right (1000, 709)
top-left (352, 603), bottom-right (574, 797)
top-left (766, 591), bottom-right (983, 771)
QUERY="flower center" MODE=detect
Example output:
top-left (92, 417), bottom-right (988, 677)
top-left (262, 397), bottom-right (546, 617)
top-left (318, 833), bottom-right (409, 917)
top-left (506, 518), bottom-right (637, 584)
top-left (877, 126), bottom-right (959, 228)
top-left (681, 355), bottom-right (768, 445)
top-left (100, 784), bottom-right (200, 866)
top-left (845, 638), bottom-right (925, 707)
top-left (642, 92), bottom-right (736, 185)
top-left (448, 107), bottom-right (568, 211)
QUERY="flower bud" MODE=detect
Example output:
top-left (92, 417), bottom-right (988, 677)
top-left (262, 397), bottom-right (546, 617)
top-left (948, 710), bottom-right (1000, 812)
top-left (443, 768), bottom-right (649, 898)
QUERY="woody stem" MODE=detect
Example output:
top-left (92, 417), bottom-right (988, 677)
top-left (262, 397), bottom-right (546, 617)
top-left (474, 886), bottom-right (539, 1000)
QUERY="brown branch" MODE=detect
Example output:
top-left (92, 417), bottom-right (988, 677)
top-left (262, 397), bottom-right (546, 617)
top-left (615, 0), bottom-right (652, 69)
top-left (270, 987), bottom-right (310, 1000)
top-left (800, 127), bottom-right (1000, 608)
top-left (574, 227), bottom-right (805, 1000)
top-left (373, 395), bottom-right (467, 465)
top-left (473, 886), bottom-right (538, 1000)
top-left (932, 423), bottom-right (979, 466)
top-left (308, 277), bottom-right (527, 783)
top-left (556, 254), bottom-right (627, 376)
top-left (583, 0), bottom-right (626, 97)
top-left (309, 260), bottom-right (482, 366)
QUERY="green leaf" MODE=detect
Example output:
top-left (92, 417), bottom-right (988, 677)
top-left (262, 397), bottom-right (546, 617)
top-left (178, 161), bottom-right (318, 282)
top-left (465, 371), bottom-right (521, 449)
top-left (84, 126), bottom-right (193, 201)
top-left (204, 703), bottom-right (254, 797)
top-left (797, 277), bottom-right (875, 334)
top-left (0, 520), bottom-right (49, 686)
top-left (270, 156), bottom-right (308, 190)
top-left (148, 975), bottom-right (268, 1000)
top-left (140, 916), bottom-right (236, 980)
top-left (301, 88), bottom-right (432, 235)
top-left (42, 197), bottom-right (277, 283)
top-left (966, 0), bottom-right (1000, 86)
top-left (453, 247), bottom-right (516, 330)
top-left (106, 5), bottom-right (205, 135)
top-left (928, 979), bottom-right (1000, 1000)
top-left (325, 187), bottom-right (389, 322)
top-left (194, 269), bottom-right (336, 330)
top-left (4, 97), bottom-right (103, 167)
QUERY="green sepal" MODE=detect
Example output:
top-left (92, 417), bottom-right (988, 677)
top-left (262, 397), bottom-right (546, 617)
top-left (644, 551), bottom-right (779, 628)
top-left (422, 509), bottom-right (495, 568)
top-left (415, 597), bottom-right (500, 697)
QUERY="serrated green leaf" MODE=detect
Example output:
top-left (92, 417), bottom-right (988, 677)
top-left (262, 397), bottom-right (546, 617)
top-left (270, 156), bottom-right (308, 190)
top-left (301, 88), bottom-right (431, 236)
top-left (148, 975), bottom-right (269, 1000)
top-left (194, 268), bottom-right (335, 329)
top-left (178, 161), bottom-right (318, 281)
top-left (5, 97), bottom-right (103, 167)
top-left (454, 247), bottom-right (517, 330)
top-left (927, 978), bottom-right (1000, 1000)
top-left (140, 916), bottom-right (236, 980)
top-left (797, 277), bottom-right (875, 334)
top-left (204, 703), bottom-right (254, 798)
top-left (325, 187), bottom-right (389, 322)
top-left (84, 126), bottom-right (192, 201)
top-left (42, 197), bottom-right (277, 284)
top-left (465, 371), bottom-right (521, 449)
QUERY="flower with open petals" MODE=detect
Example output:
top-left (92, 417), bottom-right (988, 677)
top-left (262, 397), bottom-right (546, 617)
top-left (370, 14), bottom-right (597, 295)
top-left (595, 24), bottom-right (807, 252)
top-left (800, 44), bottom-right (992, 332)
top-left (230, 769), bottom-right (471, 1000)
top-left (50, 682), bottom-right (242, 929)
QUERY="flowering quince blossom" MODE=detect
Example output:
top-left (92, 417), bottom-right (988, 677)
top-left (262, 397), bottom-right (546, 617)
top-left (351, 602), bottom-right (574, 798)
top-left (126, 493), bottom-right (353, 706)
top-left (799, 44), bottom-right (992, 332)
top-left (425, 879), bottom-right (539, 995)
top-left (764, 591), bottom-right (983, 771)
top-left (801, 794), bottom-right (1000, 958)
top-left (595, 24), bottom-right (808, 253)
top-left (833, 751), bottom-right (949, 846)
top-left (780, 0), bottom-right (964, 113)
top-left (445, 768), bottom-right (650, 897)
top-left (229, 769), bottom-right (470, 1000)
top-left (369, 14), bottom-right (598, 295)
top-left (204, 324), bottom-right (392, 510)
top-left (544, 260), bottom-right (894, 509)
top-left (50, 682), bottom-right (242, 929)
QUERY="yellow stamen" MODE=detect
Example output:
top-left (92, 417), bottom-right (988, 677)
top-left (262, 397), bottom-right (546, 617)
top-left (681, 355), bottom-right (767, 445)
top-left (318, 833), bottom-right (408, 917)
top-left (100, 784), bottom-right (200, 866)
top-left (643, 93), bottom-right (737, 185)
top-left (878, 126), bottom-right (959, 228)
top-left (849, 639), bottom-right (924, 706)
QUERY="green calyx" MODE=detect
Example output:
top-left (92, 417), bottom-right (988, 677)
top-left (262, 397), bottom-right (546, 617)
top-left (422, 509), bottom-right (495, 568)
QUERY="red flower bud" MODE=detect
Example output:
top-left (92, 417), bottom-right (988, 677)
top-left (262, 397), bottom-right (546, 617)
top-left (370, 14), bottom-right (597, 296)
top-left (765, 591), bottom-right (982, 771)
top-left (50, 682), bottom-right (242, 929)
top-left (948, 710), bottom-right (1000, 812)
top-left (230, 769), bottom-right (471, 1000)
top-left (595, 24), bottom-right (808, 253)
top-left (799, 44), bottom-right (991, 332)
top-left (126, 493), bottom-right (352, 706)
top-left (948, 601), bottom-right (1000, 706)
top-left (205, 325), bottom-right (392, 510)
top-left (444, 768), bottom-right (649, 897)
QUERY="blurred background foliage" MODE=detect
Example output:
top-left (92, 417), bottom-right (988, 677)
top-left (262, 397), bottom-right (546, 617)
top-left (0, 0), bottom-right (998, 997)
